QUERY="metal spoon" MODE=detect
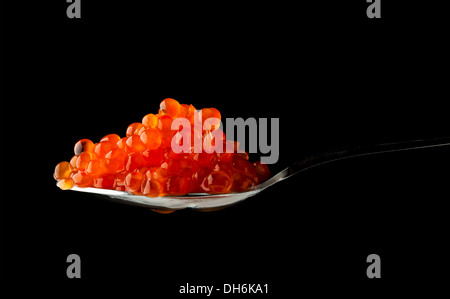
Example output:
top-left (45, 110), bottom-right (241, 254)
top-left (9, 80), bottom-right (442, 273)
top-left (69, 137), bottom-right (450, 212)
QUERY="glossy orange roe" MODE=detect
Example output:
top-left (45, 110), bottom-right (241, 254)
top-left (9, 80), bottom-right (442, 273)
top-left (54, 98), bottom-right (270, 197)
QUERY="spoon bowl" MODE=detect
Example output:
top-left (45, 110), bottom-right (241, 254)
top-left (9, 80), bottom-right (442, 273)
top-left (70, 186), bottom-right (263, 211)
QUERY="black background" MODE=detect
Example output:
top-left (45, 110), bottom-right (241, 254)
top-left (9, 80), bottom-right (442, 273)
top-left (1, 0), bottom-right (449, 297)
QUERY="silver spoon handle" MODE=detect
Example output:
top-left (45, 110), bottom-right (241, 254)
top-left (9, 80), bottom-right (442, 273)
top-left (258, 137), bottom-right (450, 190)
top-left (287, 136), bottom-right (450, 178)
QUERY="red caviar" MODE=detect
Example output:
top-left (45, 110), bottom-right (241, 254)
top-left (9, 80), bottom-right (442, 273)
top-left (54, 98), bottom-right (270, 196)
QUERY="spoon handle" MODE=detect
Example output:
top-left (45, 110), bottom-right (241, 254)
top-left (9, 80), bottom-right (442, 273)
top-left (285, 136), bottom-right (450, 179)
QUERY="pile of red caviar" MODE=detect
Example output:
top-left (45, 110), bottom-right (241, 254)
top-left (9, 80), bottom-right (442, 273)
top-left (54, 98), bottom-right (270, 196)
